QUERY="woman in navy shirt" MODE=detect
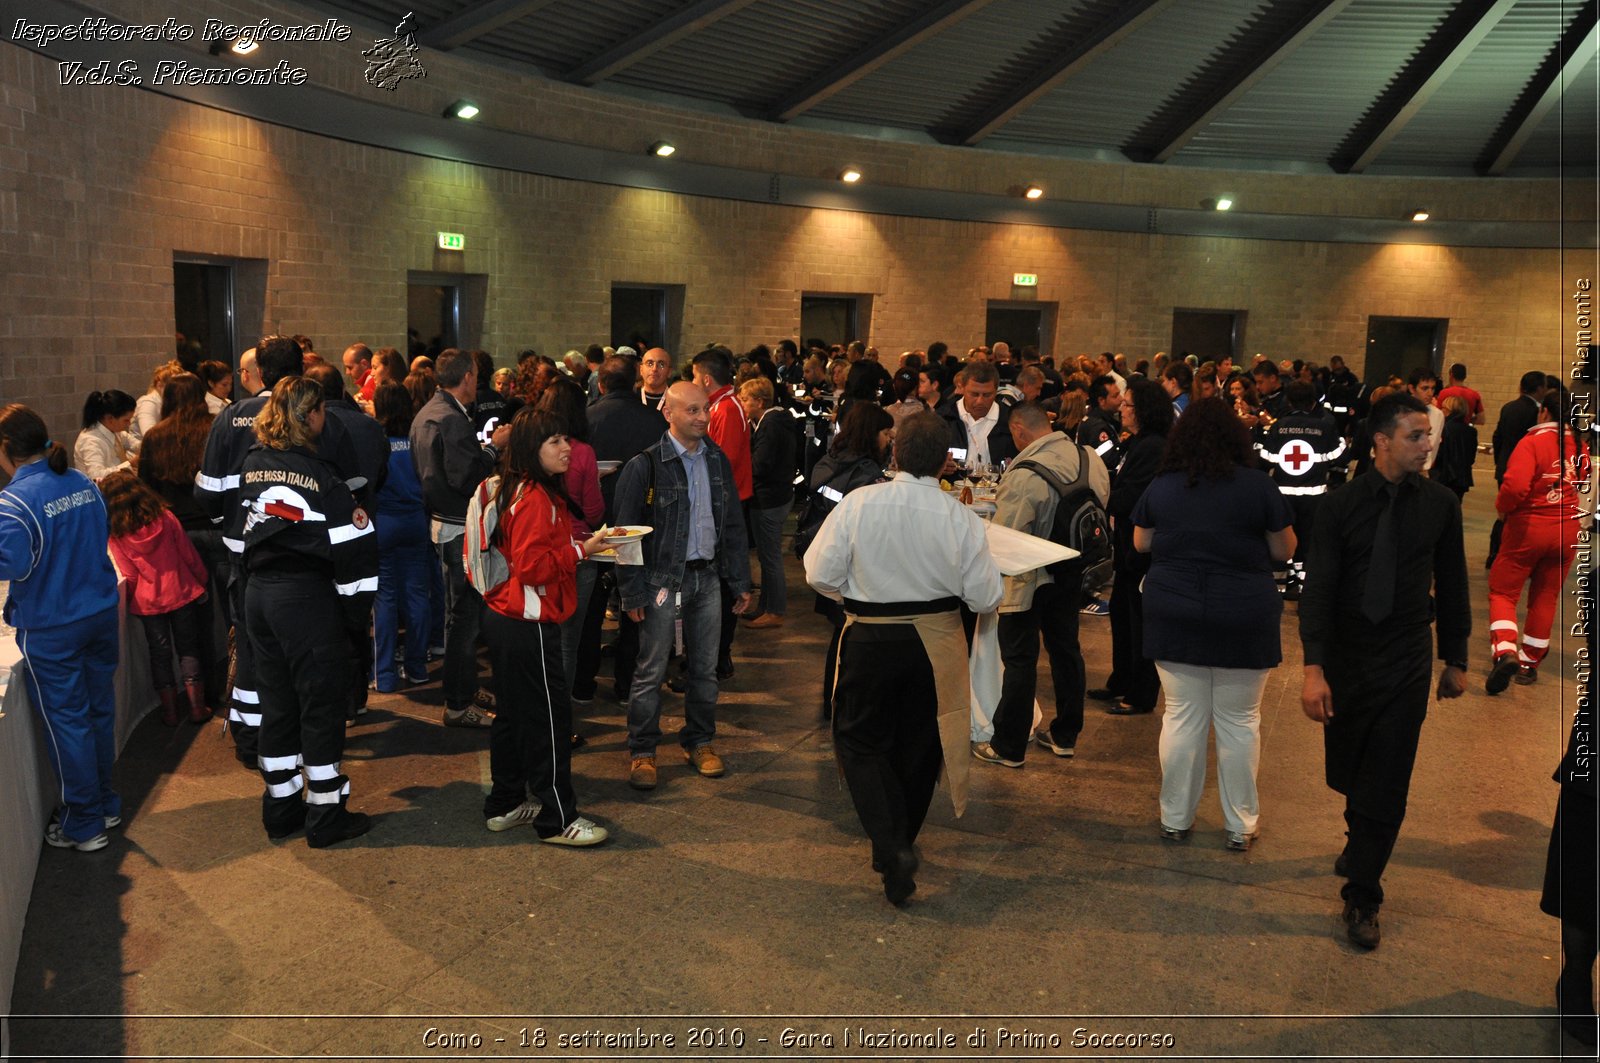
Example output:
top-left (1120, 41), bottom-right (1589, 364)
top-left (0, 404), bottom-right (122, 851)
top-left (1133, 397), bottom-right (1295, 852)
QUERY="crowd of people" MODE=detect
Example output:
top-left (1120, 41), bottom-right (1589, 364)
top-left (0, 332), bottom-right (1593, 1039)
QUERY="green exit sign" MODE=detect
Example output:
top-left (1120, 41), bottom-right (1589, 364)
top-left (437, 232), bottom-right (465, 251)
top-left (1013, 272), bottom-right (1038, 287)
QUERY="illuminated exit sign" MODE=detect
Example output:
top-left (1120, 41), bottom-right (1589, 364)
top-left (1013, 272), bottom-right (1038, 287)
top-left (437, 232), bottom-right (465, 251)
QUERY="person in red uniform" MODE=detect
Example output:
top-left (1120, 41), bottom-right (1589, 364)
top-left (1485, 390), bottom-right (1591, 693)
top-left (691, 346), bottom-right (751, 677)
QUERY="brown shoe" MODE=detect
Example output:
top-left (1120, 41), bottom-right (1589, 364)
top-left (628, 755), bottom-right (657, 790)
top-left (745, 613), bottom-right (785, 629)
top-left (684, 744), bottom-right (725, 777)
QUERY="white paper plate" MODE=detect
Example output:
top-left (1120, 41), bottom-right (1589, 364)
top-left (602, 524), bottom-right (652, 545)
top-left (596, 460), bottom-right (623, 473)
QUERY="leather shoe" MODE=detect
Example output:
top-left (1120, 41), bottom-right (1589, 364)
top-left (881, 846), bottom-right (918, 907)
top-left (1342, 901), bottom-right (1381, 949)
top-left (684, 744), bottom-right (725, 777)
top-left (745, 613), bottom-right (784, 630)
top-left (716, 657), bottom-right (735, 680)
top-left (1107, 700), bottom-right (1152, 715)
top-left (1086, 687), bottom-right (1120, 702)
top-left (628, 756), bottom-right (657, 790)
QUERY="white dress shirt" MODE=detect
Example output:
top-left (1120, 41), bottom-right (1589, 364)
top-left (803, 472), bottom-right (1002, 614)
top-left (957, 401), bottom-right (1001, 466)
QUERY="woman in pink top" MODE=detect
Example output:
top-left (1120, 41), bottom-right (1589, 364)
top-left (100, 470), bottom-right (213, 725)
top-left (537, 378), bottom-right (606, 721)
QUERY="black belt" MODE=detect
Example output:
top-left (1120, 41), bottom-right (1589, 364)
top-left (685, 559), bottom-right (714, 570)
top-left (844, 596), bottom-right (960, 617)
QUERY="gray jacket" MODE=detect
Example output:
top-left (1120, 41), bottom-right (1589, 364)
top-left (994, 431), bottom-right (1109, 613)
top-left (410, 390), bottom-right (497, 526)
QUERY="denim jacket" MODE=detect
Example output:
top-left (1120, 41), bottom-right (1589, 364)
top-left (613, 433), bottom-right (751, 611)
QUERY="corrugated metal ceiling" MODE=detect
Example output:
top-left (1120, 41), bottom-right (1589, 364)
top-left (304, 0), bottom-right (1597, 176)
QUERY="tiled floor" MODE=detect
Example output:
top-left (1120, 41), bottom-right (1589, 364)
top-left (6, 480), bottom-right (1592, 1060)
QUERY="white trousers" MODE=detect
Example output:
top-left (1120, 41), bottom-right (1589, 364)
top-left (1154, 661), bottom-right (1268, 836)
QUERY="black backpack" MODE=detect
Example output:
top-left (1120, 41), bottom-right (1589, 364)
top-left (1010, 447), bottom-right (1112, 595)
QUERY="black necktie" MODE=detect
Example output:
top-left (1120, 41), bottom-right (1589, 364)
top-left (1362, 481), bottom-right (1399, 624)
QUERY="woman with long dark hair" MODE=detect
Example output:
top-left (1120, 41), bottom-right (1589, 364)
top-left (472, 407), bottom-right (609, 845)
top-left (74, 389), bottom-right (139, 481)
top-left (806, 402), bottom-right (894, 718)
top-left (1132, 397), bottom-right (1295, 848)
top-left (535, 377), bottom-right (605, 712)
top-left (1093, 377), bottom-right (1173, 715)
top-left (0, 404), bottom-right (121, 851)
top-left (1486, 388), bottom-right (1591, 692)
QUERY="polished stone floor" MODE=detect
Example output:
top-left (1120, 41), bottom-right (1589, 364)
top-left (6, 477), bottom-right (1594, 1061)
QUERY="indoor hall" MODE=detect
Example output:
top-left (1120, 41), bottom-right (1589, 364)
top-left (3, 480), bottom-right (1591, 1059)
top-left (1, 0), bottom-right (1596, 1058)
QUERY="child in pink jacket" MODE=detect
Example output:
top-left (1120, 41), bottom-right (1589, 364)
top-left (100, 471), bottom-right (212, 725)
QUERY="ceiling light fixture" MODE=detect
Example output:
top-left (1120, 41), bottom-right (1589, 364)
top-left (1024, 185), bottom-right (1044, 200)
top-left (1410, 209), bottom-right (1430, 222)
top-left (650, 141), bottom-right (676, 157)
top-left (1214, 197), bottom-right (1233, 211)
top-left (231, 39), bottom-right (258, 56)
top-left (840, 168), bottom-right (862, 184)
top-left (444, 100), bottom-right (480, 120)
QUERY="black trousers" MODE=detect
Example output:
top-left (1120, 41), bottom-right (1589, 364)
top-left (993, 581), bottom-right (1084, 761)
top-left (1106, 565), bottom-right (1159, 709)
top-left (247, 574), bottom-right (354, 842)
top-left (225, 561), bottom-right (260, 765)
top-left (482, 609), bottom-right (575, 836)
top-left (137, 599), bottom-right (204, 691)
top-left (1290, 494), bottom-right (1322, 572)
top-left (834, 624), bottom-right (942, 865)
top-left (1326, 644), bottom-right (1431, 908)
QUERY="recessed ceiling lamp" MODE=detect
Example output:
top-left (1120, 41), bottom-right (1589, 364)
top-left (444, 100), bottom-right (480, 120)
top-left (208, 39), bottom-right (258, 56)
top-left (840, 168), bottom-right (862, 184)
top-left (1410, 209), bottom-right (1430, 222)
top-left (1024, 185), bottom-right (1044, 200)
top-left (650, 141), bottom-right (676, 157)
top-left (1214, 197), bottom-right (1233, 211)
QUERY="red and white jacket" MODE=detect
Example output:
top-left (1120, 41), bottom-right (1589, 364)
top-left (481, 481), bottom-right (587, 624)
top-left (1495, 421), bottom-right (1591, 524)
top-left (707, 384), bottom-right (753, 502)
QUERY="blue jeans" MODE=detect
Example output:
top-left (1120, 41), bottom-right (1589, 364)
top-left (436, 537), bottom-right (482, 711)
top-left (627, 562), bottom-right (721, 756)
top-left (375, 528), bottom-right (432, 692)
top-left (750, 500), bottom-right (791, 616)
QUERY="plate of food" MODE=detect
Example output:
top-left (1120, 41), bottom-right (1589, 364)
top-left (601, 524), bottom-right (652, 545)
top-left (596, 460), bottom-right (623, 474)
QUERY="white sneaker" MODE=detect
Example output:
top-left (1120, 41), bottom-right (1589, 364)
top-left (51, 809), bottom-right (120, 831)
top-left (486, 799), bottom-right (541, 832)
top-left (541, 816), bottom-right (609, 847)
top-left (45, 823), bottom-right (109, 851)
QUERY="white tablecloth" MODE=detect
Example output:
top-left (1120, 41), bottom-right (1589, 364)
top-left (968, 522), bottom-right (1077, 741)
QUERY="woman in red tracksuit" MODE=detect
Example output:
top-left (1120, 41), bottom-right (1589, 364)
top-left (474, 407), bottom-right (610, 846)
top-left (1486, 390), bottom-right (1591, 693)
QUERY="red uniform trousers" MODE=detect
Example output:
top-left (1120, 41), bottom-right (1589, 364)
top-left (1487, 515), bottom-right (1580, 670)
